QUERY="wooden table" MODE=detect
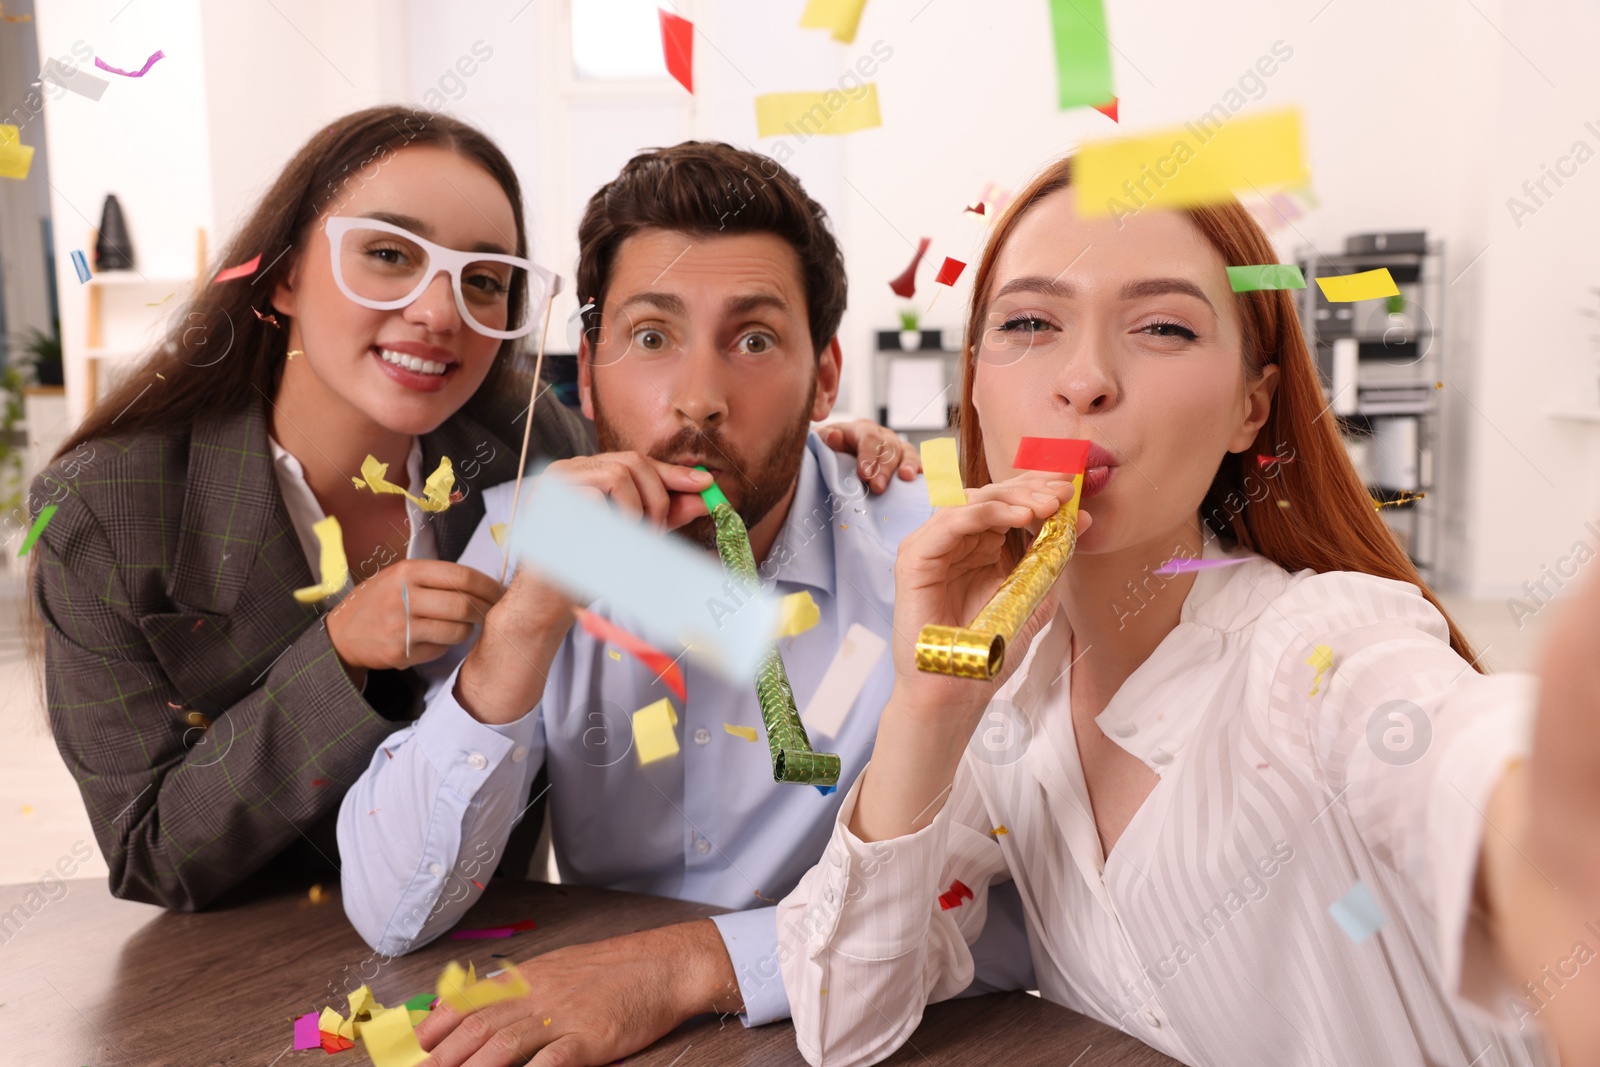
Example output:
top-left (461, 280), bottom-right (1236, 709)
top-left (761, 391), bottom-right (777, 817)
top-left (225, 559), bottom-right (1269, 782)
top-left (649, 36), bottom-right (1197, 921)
top-left (0, 878), bottom-right (1179, 1066)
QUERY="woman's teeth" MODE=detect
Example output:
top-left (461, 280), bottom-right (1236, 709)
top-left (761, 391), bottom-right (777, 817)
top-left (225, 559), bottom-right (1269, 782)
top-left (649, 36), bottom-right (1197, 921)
top-left (377, 348), bottom-right (448, 376)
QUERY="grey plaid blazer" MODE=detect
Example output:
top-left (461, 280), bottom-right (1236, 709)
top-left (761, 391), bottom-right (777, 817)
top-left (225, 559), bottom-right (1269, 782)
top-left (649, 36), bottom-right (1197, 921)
top-left (34, 396), bottom-right (592, 910)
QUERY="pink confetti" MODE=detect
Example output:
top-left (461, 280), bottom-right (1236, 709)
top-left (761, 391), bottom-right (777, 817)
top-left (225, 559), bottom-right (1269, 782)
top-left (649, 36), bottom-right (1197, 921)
top-left (1152, 556), bottom-right (1254, 577)
top-left (213, 253), bottom-right (261, 283)
top-left (292, 1012), bottom-right (320, 1050)
top-left (95, 50), bottom-right (165, 78)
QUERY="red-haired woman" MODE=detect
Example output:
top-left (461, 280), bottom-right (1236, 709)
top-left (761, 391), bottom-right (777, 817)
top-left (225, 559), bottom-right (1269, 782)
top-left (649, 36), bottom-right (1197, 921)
top-left (32, 105), bottom-right (912, 912)
top-left (779, 158), bottom-right (1596, 1065)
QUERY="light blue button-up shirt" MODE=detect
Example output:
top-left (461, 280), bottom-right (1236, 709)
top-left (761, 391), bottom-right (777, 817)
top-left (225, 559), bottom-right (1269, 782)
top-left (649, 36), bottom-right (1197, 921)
top-left (341, 433), bottom-right (982, 1024)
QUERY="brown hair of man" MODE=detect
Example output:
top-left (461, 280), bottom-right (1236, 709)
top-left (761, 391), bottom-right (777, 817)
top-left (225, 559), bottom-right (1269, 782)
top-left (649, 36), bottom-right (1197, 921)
top-left (574, 140), bottom-right (847, 356)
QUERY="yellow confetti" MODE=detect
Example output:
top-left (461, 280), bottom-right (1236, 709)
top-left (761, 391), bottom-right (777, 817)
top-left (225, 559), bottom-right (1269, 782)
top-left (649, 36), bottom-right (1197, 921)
top-left (0, 125), bottom-right (35, 181)
top-left (1306, 644), bottom-right (1334, 696)
top-left (1076, 108), bottom-right (1308, 218)
top-left (20, 804), bottom-right (33, 816)
top-left (754, 85), bottom-right (882, 139)
top-left (993, 825), bottom-right (1009, 835)
top-left (0, 3), bottom-right (34, 22)
top-left (308, 883), bottom-right (326, 905)
top-left (723, 723), bottom-right (759, 742)
top-left (436, 959), bottom-right (530, 1013)
top-left (144, 292), bottom-right (175, 307)
top-left (357, 454), bottom-right (456, 512)
top-left (775, 590), bottom-right (821, 638)
top-left (292, 515), bottom-right (348, 603)
top-left (799, 0), bottom-right (868, 43)
top-left (608, 649), bottom-right (622, 661)
top-left (920, 437), bottom-right (967, 507)
top-left (543, 1016), bottom-right (552, 1026)
top-left (489, 522), bottom-right (508, 547)
top-left (319, 1006), bottom-right (344, 1035)
top-left (359, 1005), bottom-right (429, 1067)
top-left (155, 372), bottom-right (165, 380)
top-left (632, 698), bottom-right (680, 764)
top-left (1276, 499), bottom-right (1291, 509)
top-left (287, 348), bottom-right (303, 360)
top-left (1315, 268), bottom-right (1400, 303)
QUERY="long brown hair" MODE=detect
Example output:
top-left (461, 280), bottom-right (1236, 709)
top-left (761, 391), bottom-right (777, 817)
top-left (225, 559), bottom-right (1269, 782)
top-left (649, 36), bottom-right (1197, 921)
top-left (957, 156), bottom-right (1481, 667)
top-left (56, 105), bottom-right (534, 458)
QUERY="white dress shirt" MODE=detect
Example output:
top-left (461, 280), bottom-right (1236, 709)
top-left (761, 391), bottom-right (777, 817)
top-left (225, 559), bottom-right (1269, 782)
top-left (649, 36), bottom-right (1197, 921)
top-left (779, 539), bottom-right (1550, 1067)
top-left (336, 435), bottom-right (1046, 1027)
top-left (267, 434), bottom-right (437, 589)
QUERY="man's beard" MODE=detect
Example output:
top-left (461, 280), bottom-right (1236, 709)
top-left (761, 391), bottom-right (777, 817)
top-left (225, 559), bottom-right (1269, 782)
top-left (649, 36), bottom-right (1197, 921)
top-left (591, 377), bottom-right (816, 551)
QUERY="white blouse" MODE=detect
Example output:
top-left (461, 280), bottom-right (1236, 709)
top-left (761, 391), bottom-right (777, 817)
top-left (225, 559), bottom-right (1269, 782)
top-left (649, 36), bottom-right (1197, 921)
top-left (778, 546), bottom-right (1551, 1067)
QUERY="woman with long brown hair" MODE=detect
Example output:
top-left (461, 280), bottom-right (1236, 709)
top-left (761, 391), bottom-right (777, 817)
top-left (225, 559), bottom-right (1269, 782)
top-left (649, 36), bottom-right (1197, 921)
top-left (778, 157), bottom-right (1599, 1064)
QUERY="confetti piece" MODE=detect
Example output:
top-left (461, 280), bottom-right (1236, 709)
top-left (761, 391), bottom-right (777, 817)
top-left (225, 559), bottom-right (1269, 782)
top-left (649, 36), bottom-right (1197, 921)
top-left (0, 125), bottom-right (34, 180)
top-left (308, 883), bottom-right (327, 904)
top-left (356, 454), bottom-right (456, 512)
top-left (1076, 108), bottom-right (1309, 218)
top-left (1152, 555), bottom-right (1253, 576)
top-left (359, 1006), bottom-right (429, 1067)
top-left (937, 879), bottom-right (975, 910)
top-left (724, 723), bottom-right (759, 742)
top-left (489, 522), bottom-right (508, 547)
top-left (70, 250), bottom-right (90, 284)
top-left (800, 622), bottom-right (887, 739)
top-left (1276, 499), bottom-right (1291, 509)
top-left (965, 201), bottom-right (986, 216)
top-left (1012, 437), bottom-right (1090, 475)
top-left (659, 9), bottom-right (693, 93)
top-left (574, 608), bottom-right (687, 702)
top-left (1328, 880), bottom-right (1387, 944)
top-left (993, 825), bottom-right (1009, 835)
top-left (213, 253), bottom-right (261, 283)
top-left (449, 926), bottom-right (517, 940)
top-left (889, 237), bottom-right (931, 298)
top-left (1255, 452), bottom-right (1294, 468)
top-left (319, 1006), bottom-right (344, 1035)
top-left (0, 3), bottom-right (32, 21)
top-left (799, 0), bottom-right (869, 43)
top-left (402, 994), bottom-right (436, 1012)
top-left (775, 590), bottom-right (821, 638)
top-left (19, 804), bottom-right (32, 816)
top-left (311, 777), bottom-right (330, 788)
top-left (514, 469), bottom-right (777, 683)
top-left (934, 257), bottom-right (966, 287)
top-left (190, 618), bottom-right (204, 632)
top-left (292, 515), bottom-right (349, 603)
top-left (39, 57), bottom-right (109, 101)
top-left (1092, 97), bottom-right (1119, 122)
top-left (1306, 643), bottom-right (1334, 696)
top-left (1047, 0), bottom-right (1114, 111)
top-left (320, 1032), bottom-right (354, 1054)
top-left (608, 649), bottom-right (621, 661)
top-left (919, 437), bottom-right (967, 507)
top-left (1226, 264), bottom-right (1306, 292)
top-left (632, 698), bottom-right (680, 765)
top-left (286, 348), bottom-right (302, 360)
top-left (17, 504), bottom-right (57, 556)
top-left (293, 1012), bottom-right (321, 1050)
top-left (145, 292), bottom-right (175, 306)
top-left (754, 84), bottom-right (882, 139)
top-left (1372, 490), bottom-right (1426, 510)
top-left (436, 959), bottom-right (529, 1013)
top-left (1315, 268), bottom-right (1400, 303)
top-left (95, 50), bottom-right (165, 78)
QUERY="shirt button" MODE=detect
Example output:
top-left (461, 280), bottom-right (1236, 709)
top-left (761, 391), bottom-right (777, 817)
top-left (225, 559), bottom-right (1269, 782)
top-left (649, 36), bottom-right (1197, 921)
top-left (693, 727), bottom-right (712, 746)
top-left (511, 745), bottom-right (527, 763)
top-left (824, 886), bottom-right (837, 904)
top-left (1142, 1009), bottom-right (1161, 1027)
top-left (1150, 748), bottom-right (1173, 766)
top-left (694, 838), bottom-right (712, 855)
top-left (1113, 722), bottom-right (1137, 738)
top-left (428, 862), bottom-right (444, 877)
top-left (467, 752), bottom-right (488, 770)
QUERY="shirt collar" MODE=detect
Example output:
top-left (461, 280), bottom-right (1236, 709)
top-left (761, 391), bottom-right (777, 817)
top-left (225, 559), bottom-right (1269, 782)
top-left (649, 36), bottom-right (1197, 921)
top-left (757, 433), bottom-right (840, 598)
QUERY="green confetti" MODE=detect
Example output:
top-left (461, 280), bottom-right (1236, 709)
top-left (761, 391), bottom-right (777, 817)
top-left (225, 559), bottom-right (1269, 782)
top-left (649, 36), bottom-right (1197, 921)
top-left (1047, 0), bottom-right (1115, 112)
top-left (1226, 264), bottom-right (1307, 293)
top-left (18, 504), bottom-right (57, 557)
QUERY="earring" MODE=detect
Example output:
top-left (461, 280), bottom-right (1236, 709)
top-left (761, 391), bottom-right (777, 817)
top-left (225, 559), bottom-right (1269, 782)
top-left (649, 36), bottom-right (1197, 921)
top-left (252, 306), bottom-right (283, 329)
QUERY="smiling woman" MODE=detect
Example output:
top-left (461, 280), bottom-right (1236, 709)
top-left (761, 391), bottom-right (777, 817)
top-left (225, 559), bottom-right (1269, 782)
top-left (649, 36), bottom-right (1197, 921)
top-left (24, 106), bottom-right (592, 912)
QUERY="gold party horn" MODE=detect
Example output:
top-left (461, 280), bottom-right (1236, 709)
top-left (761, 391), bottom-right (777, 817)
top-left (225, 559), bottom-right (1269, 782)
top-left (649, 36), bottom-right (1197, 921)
top-left (916, 439), bottom-right (1090, 681)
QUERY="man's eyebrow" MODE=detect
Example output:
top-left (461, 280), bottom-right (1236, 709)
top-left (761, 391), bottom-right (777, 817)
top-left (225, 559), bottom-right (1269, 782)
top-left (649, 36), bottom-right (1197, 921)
top-left (613, 291), bottom-right (688, 316)
top-left (357, 211), bottom-right (511, 255)
top-left (724, 292), bottom-right (791, 318)
top-left (1119, 277), bottom-right (1215, 312)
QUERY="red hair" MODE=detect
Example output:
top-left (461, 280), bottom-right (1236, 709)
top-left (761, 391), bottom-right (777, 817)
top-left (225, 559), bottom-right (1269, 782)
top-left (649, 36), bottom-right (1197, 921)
top-left (956, 156), bottom-right (1480, 667)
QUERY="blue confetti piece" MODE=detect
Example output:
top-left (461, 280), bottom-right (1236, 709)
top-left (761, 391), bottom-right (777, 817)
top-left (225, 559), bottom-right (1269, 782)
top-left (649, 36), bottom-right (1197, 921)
top-left (70, 249), bottom-right (91, 284)
top-left (1329, 879), bottom-right (1387, 944)
top-left (815, 784), bottom-right (836, 796)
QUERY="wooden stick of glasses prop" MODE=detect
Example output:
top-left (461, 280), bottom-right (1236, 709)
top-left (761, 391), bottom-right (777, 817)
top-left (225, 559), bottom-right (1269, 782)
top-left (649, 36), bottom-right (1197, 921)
top-left (915, 438), bottom-right (1090, 681)
top-left (498, 277), bottom-right (561, 585)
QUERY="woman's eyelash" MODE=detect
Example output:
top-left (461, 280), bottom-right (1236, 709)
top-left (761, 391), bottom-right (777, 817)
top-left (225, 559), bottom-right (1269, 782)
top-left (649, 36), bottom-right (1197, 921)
top-left (999, 315), bottom-right (1054, 332)
top-left (1144, 319), bottom-right (1198, 340)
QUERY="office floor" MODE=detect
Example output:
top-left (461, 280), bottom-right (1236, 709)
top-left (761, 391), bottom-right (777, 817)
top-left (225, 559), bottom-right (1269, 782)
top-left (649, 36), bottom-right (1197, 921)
top-left (0, 574), bottom-right (1555, 887)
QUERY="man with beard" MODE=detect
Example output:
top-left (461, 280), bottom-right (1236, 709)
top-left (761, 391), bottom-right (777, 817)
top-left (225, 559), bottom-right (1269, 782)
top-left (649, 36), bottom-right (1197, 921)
top-left (338, 142), bottom-right (1033, 1066)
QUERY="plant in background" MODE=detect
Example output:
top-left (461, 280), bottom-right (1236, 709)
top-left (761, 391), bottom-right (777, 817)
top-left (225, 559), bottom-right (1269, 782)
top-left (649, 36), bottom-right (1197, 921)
top-left (897, 306), bottom-right (921, 351)
top-left (0, 329), bottom-right (44, 516)
top-left (1385, 292), bottom-right (1406, 316)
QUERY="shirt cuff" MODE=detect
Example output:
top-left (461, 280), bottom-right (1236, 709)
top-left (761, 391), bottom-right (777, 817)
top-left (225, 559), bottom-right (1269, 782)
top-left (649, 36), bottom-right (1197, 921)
top-left (1428, 672), bottom-right (1536, 1021)
top-left (412, 663), bottom-right (542, 798)
top-left (796, 769), bottom-right (952, 964)
top-left (710, 906), bottom-right (789, 1027)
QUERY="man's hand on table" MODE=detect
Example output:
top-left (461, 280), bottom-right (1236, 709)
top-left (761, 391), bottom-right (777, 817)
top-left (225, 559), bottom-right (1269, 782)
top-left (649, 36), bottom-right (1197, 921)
top-left (415, 919), bottom-right (742, 1066)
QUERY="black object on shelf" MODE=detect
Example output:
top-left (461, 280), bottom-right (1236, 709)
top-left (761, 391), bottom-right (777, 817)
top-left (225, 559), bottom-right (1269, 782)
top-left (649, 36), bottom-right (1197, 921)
top-left (95, 194), bottom-right (136, 271)
top-left (876, 328), bottom-right (944, 352)
top-left (1345, 231), bottom-right (1427, 256)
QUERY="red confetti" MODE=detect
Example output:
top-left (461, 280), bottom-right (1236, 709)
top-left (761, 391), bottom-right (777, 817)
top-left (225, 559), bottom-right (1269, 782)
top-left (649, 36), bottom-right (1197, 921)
top-left (937, 879), bottom-right (975, 910)
top-left (934, 256), bottom-right (967, 287)
top-left (383, 747), bottom-right (393, 759)
top-left (512, 919), bottom-right (537, 931)
top-left (574, 608), bottom-right (686, 702)
top-left (1256, 452), bottom-right (1294, 468)
top-left (1092, 97), bottom-right (1119, 123)
top-left (1012, 437), bottom-right (1091, 475)
top-left (213, 253), bottom-right (262, 283)
top-left (311, 778), bottom-right (330, 787)
top-left (319, 1032), bottom-right (354, 1053)
top-left (190, 618), bottom-right (204, 632)
top-left (472, 879), bottom-right (485, 890)
top-left (659, 10), bottom-right (694, 93)
top-left (965, 201), bottom-right (986, 215)
top-left (888, 237), bottom-right (931, 299)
